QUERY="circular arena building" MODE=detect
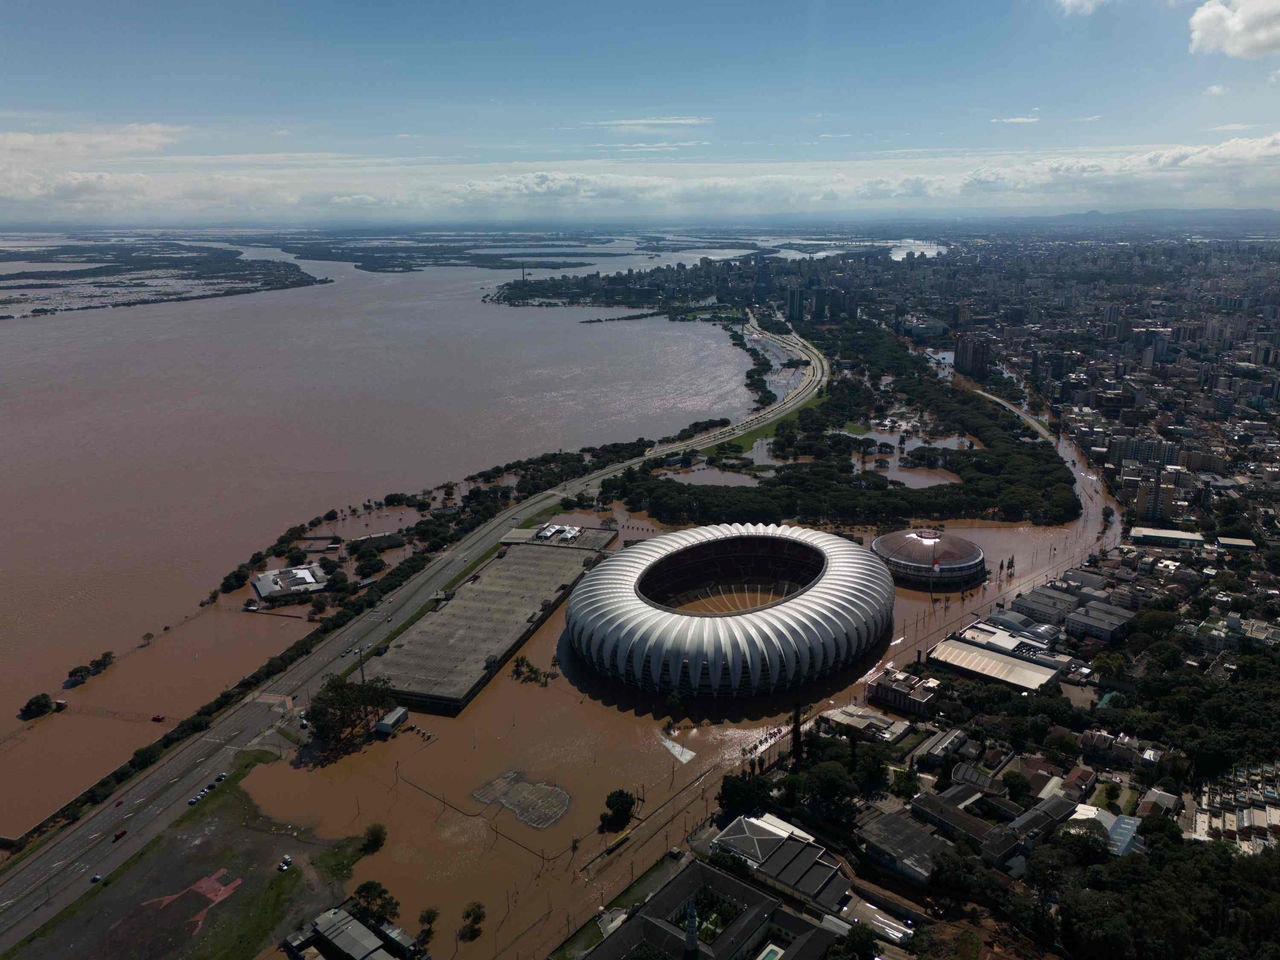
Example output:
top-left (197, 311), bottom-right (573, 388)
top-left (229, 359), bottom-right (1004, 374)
top-left (565, 523), bottom-right (895, 698)
top-left (870, 528), bottom-right (987, 590)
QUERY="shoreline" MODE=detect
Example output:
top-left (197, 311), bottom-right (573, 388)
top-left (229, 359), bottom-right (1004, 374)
top-left (0, 305), bottom-right (1109, 857)
top-left (0, 326), bottom-right (806, 849)
top-left (0, 253), bottom-right (760, 772)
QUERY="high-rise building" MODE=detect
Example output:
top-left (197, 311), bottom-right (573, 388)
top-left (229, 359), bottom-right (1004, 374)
top-left (955, 333), bottom-right (993, 378)
top-left (786, 288), bottom-right (805, 323)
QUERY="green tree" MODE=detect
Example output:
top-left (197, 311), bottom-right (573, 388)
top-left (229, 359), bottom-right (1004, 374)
top-left (1003, 770), bottom-right (1033, 804)
top-left (1093, 652), bottom-right (1127, 681)
top-left (890, 767), bottom-right (920, 799)
top-left (1100, 780), bottom-right (1121, 810)
top-left (717, 773), bottom-right (770, 818)
top-left (460, 901), bottom-right (486, 941)
top-left (417, 907), bottom-right (439, 946)
top-left (308, 674), bottom-right (394, 748)
top-left (850, 741), bottom-right (888, 793)
top-left (66, 664), bottom-right (91, 686)
top-left (362, 822), bottom-right (387, 854)
top-left (826, 924), bottom-right (879, 960)
top-left (600, 789), bottom-right (636, 831)
top-left (1134, 609), bottom-right (1178, 642)
top-left (19, 692), bottom-right (54, 720)
top-left (131, 743), bottom-right (162, 769)
top-left (807, 760), bottom-right (855, 803)
top-left (353, 880), bottom-right (400, 923)
top-left (355, 556), bottom-right (387, 579)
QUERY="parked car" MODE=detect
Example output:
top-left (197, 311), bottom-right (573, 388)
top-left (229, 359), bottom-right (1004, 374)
top-left (113, 829), bottom-right (127, 842)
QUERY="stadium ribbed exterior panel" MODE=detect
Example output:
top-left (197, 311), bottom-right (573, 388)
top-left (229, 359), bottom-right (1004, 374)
top-left (566, 523), bottom-right (895, 697)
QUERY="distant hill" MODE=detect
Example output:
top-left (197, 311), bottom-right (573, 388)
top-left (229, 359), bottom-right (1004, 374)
top-left (1011, 208), bottom-right (1280, 230)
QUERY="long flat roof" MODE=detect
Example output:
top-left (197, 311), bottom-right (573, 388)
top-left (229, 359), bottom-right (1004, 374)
top-left (929, 638), bottom-right (1060, 690)
top-left (1130, 526), bottom-right (1205, 544)
top-left (368, 542), bottom-right (590, 712)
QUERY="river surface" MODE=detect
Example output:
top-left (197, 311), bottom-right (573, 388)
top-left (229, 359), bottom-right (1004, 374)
top-left (0, 242), bottom-right (760, 834)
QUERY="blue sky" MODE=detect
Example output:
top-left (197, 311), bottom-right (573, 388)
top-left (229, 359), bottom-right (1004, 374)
top-left (2, 0), bottom-right (1278, 223)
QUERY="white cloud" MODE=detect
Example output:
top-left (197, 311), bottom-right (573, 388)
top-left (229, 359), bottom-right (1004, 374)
top-left (1073, 115), bottom-right (1103, 122)
top-left (271, 129), bottom-right (292, 137)
top-left (1057, 0), bottom-right (1110, 13)
top-left (1190, 0), bottom-right (1280, 58)
top-left (819, 133), bottom-right (854, 139)
top-left (7, 122), bottom-right (1280, 222)
top-left (0, 123), bottom-right (185, 161)
top-left (1204, 83), bottom-right (1229, 94)
top-left (585, 117), bottom-right (710, 127)
top-left (584, 116), bottom-right (712, 135)
top-left (1271, 68), bottom-right (1280, 81)
top-left (590, 140), bottom-right (710, 152)
top-left (1213, 122), bottom-right (1257, 129)
top-left (991, 116), bottom-right (1041, 124)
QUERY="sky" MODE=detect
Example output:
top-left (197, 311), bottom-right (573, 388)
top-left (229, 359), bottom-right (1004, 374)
top-left (2, 0), bottom-right (1279, 225)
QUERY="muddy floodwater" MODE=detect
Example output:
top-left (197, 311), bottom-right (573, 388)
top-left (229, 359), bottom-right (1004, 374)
top-left (0, 245), bottom-right (758, 836)
top-left (245, 605), bottom-right (786, 960)
top-left (245, 437), bottom-right (1119, 958)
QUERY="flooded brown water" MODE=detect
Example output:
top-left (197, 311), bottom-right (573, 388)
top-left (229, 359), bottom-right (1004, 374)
top-left (244, 445), bottom-right (1119, 958)
top-left (0, 250), bottom-right (756, 835)
top-left (245, 604), bottom-right (780, 960)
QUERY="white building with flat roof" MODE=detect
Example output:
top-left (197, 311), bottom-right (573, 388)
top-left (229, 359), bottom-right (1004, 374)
top-left (251, 563), bottom-right (329, 600)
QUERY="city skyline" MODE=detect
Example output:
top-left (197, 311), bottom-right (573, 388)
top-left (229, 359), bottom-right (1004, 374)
top-left (2, 0), bottom-right (1279, 223)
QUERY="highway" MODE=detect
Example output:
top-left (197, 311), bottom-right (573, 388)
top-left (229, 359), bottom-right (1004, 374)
top-left (0, 317), bottom-right (826, 953)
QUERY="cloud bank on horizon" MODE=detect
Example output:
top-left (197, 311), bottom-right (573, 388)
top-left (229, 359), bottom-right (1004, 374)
top-left (0, 0), bottom-right (1278, 224)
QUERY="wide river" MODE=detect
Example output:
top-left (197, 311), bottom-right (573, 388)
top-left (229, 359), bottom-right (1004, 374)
top-left (0, 242), bottom-right (776, 831)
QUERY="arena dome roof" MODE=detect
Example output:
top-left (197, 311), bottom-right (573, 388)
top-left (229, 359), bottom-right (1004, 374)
top-left (870, 528), bottom-right (987, 589)
top-left (565, 523), bottom-right (895, 697)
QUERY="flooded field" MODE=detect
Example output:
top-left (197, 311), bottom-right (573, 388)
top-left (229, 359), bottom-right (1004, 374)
top-left (244, 604), bottom-right (782, 960)
top-left (0, 607), bottom-right (311, 837)
top-left (244, 435), bottom-right (1119, 959)
top-left (0, 244), bottom-right (758, 835)
top-left (656, 466), bottom-right (760, 487)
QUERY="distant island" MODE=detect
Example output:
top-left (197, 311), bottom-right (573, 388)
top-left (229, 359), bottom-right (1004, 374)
top-left (0, 242), bottom-right (327, 319)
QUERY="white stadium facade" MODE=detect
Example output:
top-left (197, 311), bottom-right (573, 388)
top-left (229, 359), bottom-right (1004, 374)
top-left (565, 523), bottom-right (895, 697)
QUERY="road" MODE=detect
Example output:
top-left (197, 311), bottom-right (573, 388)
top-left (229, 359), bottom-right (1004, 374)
top-left (853, 382), bottom-right (1123, 686)
top-left (0, 317), bottom-right (826, 953)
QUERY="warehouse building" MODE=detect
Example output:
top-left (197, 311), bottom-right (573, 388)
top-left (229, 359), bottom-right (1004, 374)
top-left (928, 638), bottom-right (1062, 691)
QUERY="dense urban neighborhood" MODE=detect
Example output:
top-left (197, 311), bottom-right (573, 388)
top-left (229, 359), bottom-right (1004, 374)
top-left (6, 227), bottom-right (1280, 960)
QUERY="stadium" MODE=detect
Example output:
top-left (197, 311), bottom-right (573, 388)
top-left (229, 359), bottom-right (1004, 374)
top-left (870, 528), bottom-right (987, 590)
top-left (565, 523), bottom-right (895, 697)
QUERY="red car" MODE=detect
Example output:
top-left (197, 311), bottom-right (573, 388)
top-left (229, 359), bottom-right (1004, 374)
top-left (113, 829), bottom-right (127, 842)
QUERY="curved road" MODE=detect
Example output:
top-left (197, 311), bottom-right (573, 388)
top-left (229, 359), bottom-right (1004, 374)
top-left (0, 317), bottom-right (827, 952)
top-left (855, 382), bottom-right (1123, 684)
